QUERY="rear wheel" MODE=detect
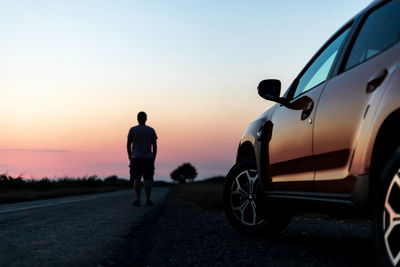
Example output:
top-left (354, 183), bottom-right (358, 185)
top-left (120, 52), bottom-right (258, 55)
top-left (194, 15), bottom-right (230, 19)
top-left (223, 160), bottom-right (291, 236)
top-left (374, 148), bottom-right (400, 266)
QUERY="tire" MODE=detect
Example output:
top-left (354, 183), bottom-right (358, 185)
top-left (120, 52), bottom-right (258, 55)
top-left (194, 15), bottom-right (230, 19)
top-left (373, 147), bottom-right (400, 266)
top-left (223, 159), bottom-right (291, 236)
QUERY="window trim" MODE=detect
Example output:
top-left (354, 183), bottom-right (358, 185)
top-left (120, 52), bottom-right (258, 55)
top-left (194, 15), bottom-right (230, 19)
top-left (285, 22), bottom-right (354, 100)
top-left (337, 0), bottom-right (395, 74)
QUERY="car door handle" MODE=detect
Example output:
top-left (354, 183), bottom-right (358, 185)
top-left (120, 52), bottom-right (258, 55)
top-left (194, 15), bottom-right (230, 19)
top-left (301, 101), bottom-right (314, 120)
top-left (366, 69), bottom-right (388, 93)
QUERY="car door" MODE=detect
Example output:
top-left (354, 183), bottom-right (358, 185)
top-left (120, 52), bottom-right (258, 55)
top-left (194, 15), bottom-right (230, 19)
top-left (313, 0), bottom-right (400, 193)
top-left (269, 27), bottom-right (351, 191)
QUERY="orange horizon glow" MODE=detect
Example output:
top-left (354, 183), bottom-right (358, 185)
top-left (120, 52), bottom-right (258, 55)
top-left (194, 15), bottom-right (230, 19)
top-left (0, 110), bottom-right (264, 180)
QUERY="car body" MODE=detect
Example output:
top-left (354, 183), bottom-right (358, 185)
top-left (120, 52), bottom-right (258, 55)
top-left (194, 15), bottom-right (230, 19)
top-left (223, 0), bottom-right (400, 266)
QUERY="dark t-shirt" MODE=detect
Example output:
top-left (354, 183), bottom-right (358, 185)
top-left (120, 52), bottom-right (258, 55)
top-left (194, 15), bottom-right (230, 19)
top-left (128, 125), bottom-right (157, 159)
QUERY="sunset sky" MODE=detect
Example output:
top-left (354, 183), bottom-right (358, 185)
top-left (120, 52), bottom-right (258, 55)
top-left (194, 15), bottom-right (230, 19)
top-left (0, 0), bottom-right (371, 180)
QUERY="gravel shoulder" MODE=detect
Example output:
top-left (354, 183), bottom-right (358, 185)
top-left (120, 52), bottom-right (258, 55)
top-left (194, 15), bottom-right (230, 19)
top-left (104, 191), bottom-right (374, 267)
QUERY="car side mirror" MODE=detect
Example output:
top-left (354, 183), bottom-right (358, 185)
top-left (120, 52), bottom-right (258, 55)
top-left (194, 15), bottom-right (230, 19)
top-left (257, 79), bottom-right (287, 105)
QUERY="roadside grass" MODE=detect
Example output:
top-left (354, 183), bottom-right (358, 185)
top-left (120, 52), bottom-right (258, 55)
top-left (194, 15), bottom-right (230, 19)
top-left (173, 176), bottom-right (225, 213)
top-left (0, 187), bottom-right (127, 204)
top-left (0, 173), bottom-right (171, 204)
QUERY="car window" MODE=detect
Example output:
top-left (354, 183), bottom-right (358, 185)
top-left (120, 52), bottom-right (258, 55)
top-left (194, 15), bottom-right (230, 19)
top-left (293, 28), bottom-right (350, 98)
top-left (345, 0), bottom-right (400, 70)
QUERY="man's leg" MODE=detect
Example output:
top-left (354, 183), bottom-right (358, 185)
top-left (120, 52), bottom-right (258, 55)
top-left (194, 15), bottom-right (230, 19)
top-left (144, 180), bottom-right (152, 201)
top-left (129, 163), bottom-right (136, 197)
top-left (131, 159), bottom-right (142, 205)
top-left (143, 158), bottom-right (154, 205)
top-left (134, 179), bottom-right (142, 201)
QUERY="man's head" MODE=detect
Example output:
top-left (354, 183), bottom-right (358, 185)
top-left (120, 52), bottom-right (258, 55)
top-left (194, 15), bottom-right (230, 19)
top-left (137, 111), bottom-right (147, 125)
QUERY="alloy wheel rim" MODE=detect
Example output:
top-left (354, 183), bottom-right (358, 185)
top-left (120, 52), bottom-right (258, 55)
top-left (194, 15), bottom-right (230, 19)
top-left (383, 169), bottom-right (400, 266)
top-left (230, 169), bottom-right (264, 226)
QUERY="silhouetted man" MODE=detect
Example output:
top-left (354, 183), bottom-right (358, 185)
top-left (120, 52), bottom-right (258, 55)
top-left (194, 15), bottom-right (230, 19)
top-left (127, 111), bottom-right (157, 206)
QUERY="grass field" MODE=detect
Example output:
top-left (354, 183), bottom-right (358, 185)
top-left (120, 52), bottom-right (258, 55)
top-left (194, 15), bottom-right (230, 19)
top-left (0, 173), bottom-right (222, 206)
top-left (0, 174), bottom-right (170, 204)
top-left (173, 176), bottom-right (225, 213)
top-left (0, 187), bottom-right (130, 204)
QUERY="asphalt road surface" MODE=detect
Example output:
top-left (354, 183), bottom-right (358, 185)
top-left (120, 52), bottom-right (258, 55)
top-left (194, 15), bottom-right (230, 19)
top-left (0, 188), bottom-right (374, 266)
top-left (0, 188), bottom-right (169, 266)
top-left (107, 193), bottom-right (375, 267)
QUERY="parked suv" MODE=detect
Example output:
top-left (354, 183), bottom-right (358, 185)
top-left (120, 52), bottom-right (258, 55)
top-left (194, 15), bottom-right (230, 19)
top-left (223, 0), bottom-right (400, 265)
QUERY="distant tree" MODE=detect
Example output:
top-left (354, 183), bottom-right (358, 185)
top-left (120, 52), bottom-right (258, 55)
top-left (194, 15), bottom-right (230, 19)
top-left (104, 175), bottom-right (118, 182)
top-left (170, 163), bottom-right (197, 183)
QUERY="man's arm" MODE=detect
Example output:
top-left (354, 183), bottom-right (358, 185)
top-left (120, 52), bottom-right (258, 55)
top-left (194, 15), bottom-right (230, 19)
top-left (152, 140), bottom-right (157, 162)
top-left (127, 135), bottom-right (132, 161)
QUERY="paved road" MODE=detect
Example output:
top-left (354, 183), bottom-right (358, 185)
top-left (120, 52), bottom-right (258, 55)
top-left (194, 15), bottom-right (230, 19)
top-left (105, 193), bottom-right (375, 267)
top-left (0, 188), bottom-right (374, 266)
top-left (0, 188), bottom-right (170, 266)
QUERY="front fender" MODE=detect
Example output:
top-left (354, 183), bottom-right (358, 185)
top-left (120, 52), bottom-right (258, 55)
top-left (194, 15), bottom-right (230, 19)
top-left (236, 106), bottom-right (277, 189)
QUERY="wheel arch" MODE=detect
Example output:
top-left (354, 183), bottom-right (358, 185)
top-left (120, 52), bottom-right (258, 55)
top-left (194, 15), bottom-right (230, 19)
top-left (236, 141), bottom-right (256, 163)
top-left (369, 108), bottom-right (400, 208)
top-left (235, 121), bottom-right (274, 191)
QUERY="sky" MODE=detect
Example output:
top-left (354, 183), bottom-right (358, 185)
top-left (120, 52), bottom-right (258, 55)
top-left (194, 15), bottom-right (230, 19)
top-left (0, 0), bottom-right (371, 181)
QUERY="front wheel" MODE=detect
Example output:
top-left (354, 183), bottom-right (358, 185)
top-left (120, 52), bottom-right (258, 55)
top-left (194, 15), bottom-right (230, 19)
top-left (223, 160), bottom-right (291, 236)
top-left (373, 148), bottom-right (400, 266)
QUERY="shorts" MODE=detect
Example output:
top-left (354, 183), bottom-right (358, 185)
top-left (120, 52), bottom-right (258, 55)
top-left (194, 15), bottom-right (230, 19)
top-left (130, 158), bottom-right (154, 182)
